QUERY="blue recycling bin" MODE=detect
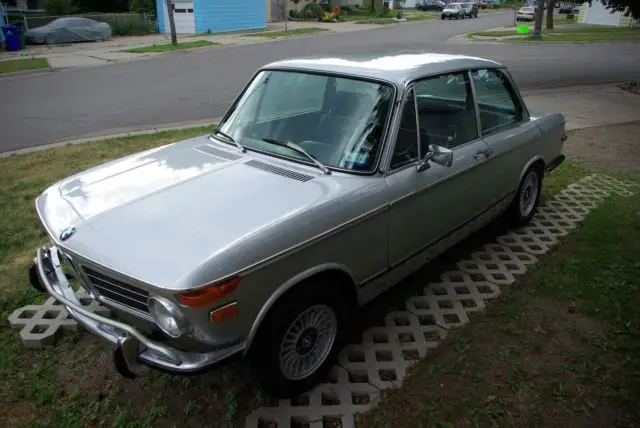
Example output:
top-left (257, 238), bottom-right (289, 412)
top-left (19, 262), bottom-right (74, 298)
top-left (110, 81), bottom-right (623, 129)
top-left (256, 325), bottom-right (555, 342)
top-left (1, 25), bottom-right (21, 52)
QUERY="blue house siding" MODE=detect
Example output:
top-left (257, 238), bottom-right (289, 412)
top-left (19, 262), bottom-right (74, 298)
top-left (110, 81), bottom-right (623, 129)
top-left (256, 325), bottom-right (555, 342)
top-left (156, 0), bottom-right (166, 33)
top-left (195, 0), bottom-right (266, 34)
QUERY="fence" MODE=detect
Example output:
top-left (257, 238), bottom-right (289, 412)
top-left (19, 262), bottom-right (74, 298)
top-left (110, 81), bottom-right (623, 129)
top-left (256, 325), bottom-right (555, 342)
top-left (8, 12), bottom-right (158, 35)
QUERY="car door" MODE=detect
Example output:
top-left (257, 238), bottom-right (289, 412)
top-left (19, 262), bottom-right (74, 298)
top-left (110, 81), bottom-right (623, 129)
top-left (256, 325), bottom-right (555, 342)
top-left (471, 68), bottom-right (543, 202)
top-left (384, 71), bottom-right (495, 282)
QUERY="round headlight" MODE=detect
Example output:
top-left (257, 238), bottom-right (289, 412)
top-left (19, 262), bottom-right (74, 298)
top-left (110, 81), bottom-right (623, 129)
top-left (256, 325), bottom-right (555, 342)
top-left (148, 296), bottom-right (188, 338)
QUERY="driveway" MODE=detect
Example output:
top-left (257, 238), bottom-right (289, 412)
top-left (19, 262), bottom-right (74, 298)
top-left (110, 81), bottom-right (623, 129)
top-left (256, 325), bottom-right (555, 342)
top-left (2, 12), bottom-right (640, 153)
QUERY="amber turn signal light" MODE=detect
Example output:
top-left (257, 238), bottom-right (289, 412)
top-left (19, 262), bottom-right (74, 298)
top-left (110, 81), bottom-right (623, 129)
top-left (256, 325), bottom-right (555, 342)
top-left (176, 277), bottom-right (240, 308)
top-left (210, 302), bottom-right (239, 324)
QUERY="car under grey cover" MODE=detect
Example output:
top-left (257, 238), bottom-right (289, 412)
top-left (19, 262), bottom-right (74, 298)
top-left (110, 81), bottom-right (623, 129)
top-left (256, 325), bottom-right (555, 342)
top-left (26, 17), bottom-right (112, 45)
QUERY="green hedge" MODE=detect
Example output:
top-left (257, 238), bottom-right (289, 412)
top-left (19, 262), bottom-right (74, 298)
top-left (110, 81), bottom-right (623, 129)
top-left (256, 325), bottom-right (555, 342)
top-left (24, 13), bottom-right (157, 35)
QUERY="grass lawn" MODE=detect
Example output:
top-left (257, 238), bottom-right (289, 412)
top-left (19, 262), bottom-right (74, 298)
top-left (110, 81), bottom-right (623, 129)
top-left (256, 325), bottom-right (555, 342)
top-left (243, 27), bottom-right (328, 38)
top-left (469, 23), bottom-right (640, 42)
top-left (0, 123), bottom-right (638, 426)
top-left (0, 58), bottom-right (50, 75)
top-left (124, 40), bottom-right (217, 53)
top-left (350, 10), bottom-right (438, 24)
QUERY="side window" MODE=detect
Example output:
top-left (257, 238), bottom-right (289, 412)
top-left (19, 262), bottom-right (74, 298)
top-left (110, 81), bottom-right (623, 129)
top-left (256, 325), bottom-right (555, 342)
top-left (391, 89), bottom-right (419, 169)
top-left (257, 72), bottom-right (326, 121)
top-left (413, 72), bottom-right (478, 149)
top-left (471, 69), bottom-right (523, 135)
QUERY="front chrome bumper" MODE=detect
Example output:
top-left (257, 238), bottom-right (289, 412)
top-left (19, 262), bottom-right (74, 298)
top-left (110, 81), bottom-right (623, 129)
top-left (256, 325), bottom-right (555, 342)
top-left (33, 246), bottom-right (244, 376)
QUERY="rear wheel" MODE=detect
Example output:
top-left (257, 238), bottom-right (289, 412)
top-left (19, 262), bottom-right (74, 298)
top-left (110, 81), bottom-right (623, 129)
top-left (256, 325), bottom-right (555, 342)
top-left (249, 279), bottom-right (351, 398)
top-left (505, 164), bottom-right (543, 227)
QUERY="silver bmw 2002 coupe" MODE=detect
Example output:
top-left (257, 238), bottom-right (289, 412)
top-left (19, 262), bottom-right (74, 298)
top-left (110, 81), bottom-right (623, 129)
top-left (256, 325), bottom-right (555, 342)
top-left (29, 53), bottom-right (566, 398)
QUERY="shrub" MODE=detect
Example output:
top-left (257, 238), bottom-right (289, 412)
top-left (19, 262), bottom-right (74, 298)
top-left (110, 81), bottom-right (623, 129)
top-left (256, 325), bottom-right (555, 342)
top-left (301, 3), bottom-right (324, 19)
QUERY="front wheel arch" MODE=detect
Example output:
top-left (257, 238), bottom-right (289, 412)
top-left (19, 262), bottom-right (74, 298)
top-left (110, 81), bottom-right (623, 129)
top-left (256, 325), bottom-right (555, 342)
top-left (243, 266), bottom-right (357, 355)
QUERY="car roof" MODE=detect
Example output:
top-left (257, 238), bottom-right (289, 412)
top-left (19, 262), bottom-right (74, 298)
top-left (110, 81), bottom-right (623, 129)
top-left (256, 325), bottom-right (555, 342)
top-left (262, 52), bottom-right (503, 86)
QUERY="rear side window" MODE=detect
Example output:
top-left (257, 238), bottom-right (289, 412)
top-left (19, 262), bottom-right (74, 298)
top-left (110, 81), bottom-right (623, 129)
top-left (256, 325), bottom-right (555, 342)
top-left (471, 69), bottom-right (523, 135)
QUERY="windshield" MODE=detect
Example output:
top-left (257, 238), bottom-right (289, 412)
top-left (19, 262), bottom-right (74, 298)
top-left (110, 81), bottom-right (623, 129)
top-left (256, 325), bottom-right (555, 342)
top-left (448, 4), bottom-right (461, 8)
top-left (216, 70), bottom-right (394, 173)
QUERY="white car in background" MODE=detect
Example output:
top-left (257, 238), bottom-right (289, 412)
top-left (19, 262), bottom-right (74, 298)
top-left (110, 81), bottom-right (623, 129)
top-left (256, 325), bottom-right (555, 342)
top-left (516, 6), bottom-right (536, 21)
top-left (441, 3), bottom-right (466, 19)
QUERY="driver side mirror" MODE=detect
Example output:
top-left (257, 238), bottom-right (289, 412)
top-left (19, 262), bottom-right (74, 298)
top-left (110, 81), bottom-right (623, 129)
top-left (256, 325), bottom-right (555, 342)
top-left (416, 144), bottom-right (454, 172)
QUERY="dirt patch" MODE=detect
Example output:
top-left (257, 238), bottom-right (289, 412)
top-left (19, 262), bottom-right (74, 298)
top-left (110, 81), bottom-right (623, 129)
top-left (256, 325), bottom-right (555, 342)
top-left (51, 333), bottom-right (262, 428)
top-left (563, 121), bottom-right (640, 177)
top-left (619, 80), bottom-right (640, 96)
top-left (357, 290), bottom-right (631, 428)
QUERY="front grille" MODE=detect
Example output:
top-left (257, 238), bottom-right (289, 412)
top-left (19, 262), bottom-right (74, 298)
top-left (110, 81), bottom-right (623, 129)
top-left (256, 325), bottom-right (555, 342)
top-left (82, 267), bottom-right (150, 314)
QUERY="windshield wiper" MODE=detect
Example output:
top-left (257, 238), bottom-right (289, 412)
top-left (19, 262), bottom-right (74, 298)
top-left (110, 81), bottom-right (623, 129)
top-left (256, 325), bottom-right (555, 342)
top-left (210, 129), bottom-right (245, 153)
top-left (261, 138), bottom-right (331, 175)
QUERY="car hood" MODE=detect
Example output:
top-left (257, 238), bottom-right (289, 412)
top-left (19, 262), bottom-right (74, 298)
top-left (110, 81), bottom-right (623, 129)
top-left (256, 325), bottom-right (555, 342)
top-left (36, 135), bottom-right (358, 289)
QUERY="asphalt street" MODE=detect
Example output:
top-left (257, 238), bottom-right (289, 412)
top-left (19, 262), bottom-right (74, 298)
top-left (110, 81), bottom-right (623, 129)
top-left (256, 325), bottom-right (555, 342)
top-left (2, 12), bottom-right (640, 153)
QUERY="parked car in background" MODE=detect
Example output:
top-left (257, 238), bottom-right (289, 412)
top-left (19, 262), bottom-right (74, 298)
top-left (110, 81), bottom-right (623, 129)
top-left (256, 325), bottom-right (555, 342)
top-left (476, 0), bottom-right (488, 9)
top-left (441, 3), bottom-right (465, 19)
top-left (558, 2), bottom-right (573, 13)
top-left (25, 17), bottom-right (112, 45)
top-left (516, 6), bottom-right (536, 21)
top-left (463, 2), bottom-right (479, 17)
top-left (417, 0), bottom-right (446, 11)
top-left (29, 52), bottom-right (566, 398)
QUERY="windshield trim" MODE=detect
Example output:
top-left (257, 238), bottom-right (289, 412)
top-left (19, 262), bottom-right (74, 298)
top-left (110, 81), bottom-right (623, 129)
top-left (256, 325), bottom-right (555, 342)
top-left (213, 67), bottom-right (399, 176)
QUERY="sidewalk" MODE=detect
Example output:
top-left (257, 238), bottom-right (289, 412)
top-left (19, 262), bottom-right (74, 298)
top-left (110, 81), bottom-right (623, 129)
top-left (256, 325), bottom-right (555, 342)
top-left (521, 83), bottom-right (640, 130)
top-left (0, 20), bottom-right (381, 71)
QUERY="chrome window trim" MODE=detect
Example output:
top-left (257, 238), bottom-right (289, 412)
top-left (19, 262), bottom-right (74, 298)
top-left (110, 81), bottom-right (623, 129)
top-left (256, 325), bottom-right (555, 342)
top-left (384, 70), bottom-right (484, 176)
top-left (469, 67), bottom-right (530, 139)
top-left (214, 67), bottom-right (399, 177)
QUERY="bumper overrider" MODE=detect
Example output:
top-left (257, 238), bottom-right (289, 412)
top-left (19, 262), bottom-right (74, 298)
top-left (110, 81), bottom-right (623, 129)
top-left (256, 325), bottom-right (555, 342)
top-left (29, 246), bottom-right (244, 378)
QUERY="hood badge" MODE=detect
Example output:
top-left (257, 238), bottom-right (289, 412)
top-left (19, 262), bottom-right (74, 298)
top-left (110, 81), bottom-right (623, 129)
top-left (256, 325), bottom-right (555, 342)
top-left (60, 226), bottom-right (77, 242)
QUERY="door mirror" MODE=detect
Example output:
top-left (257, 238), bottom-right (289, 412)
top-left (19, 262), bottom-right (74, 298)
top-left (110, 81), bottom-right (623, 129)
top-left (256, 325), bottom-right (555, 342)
top-left (416, 144), bottom-right (454, 172)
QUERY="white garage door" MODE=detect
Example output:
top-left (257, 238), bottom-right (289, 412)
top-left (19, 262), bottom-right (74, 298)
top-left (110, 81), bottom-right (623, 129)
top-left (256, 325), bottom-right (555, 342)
top-left (163, 1), bottom-right (196, 34)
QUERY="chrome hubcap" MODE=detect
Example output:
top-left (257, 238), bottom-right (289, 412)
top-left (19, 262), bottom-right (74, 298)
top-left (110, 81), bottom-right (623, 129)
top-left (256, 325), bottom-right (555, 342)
top-left (278, 305), bottom-right (337, 381)
top-left (519, 171), bottom-right (539, 218)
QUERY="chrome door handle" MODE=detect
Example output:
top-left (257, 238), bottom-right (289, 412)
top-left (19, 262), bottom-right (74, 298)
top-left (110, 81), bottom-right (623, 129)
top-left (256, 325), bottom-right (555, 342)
top-left (474, 147), bottom-right (494, 160)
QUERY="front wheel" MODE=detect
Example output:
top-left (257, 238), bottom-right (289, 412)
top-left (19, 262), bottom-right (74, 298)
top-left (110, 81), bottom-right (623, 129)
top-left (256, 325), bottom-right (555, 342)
top-left (249, 280), bottom-right (350, 398)
top-left (505, 164), bottom-right (543, 227)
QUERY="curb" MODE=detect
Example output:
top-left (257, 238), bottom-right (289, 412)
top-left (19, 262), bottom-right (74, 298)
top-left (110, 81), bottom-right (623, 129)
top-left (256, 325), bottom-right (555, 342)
top-left (0, 118), bottom-right (220, 159)
top-left (0, 66), bottom-right (55, 80)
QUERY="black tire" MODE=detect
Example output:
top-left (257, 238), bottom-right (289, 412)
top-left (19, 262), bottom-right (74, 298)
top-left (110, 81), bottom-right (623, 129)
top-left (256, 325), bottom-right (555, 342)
top-left (249, 278), bottom-right (351, 398)
top-left (505, 163), bottom-right (544, 227)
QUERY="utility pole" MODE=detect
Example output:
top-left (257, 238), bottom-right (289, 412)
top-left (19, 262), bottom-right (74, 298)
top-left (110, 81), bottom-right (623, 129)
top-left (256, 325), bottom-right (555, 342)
top-left (165, 0), bottom-right (178, 46)
top-left (532, 0), bottom-right (545, 39)
top-left (284, 0), bottom-right (288, 32)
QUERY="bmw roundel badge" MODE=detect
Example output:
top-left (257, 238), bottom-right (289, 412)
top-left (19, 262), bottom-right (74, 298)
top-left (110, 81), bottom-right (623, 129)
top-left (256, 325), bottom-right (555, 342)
top-left (60, 226), bottom-right (77, 242)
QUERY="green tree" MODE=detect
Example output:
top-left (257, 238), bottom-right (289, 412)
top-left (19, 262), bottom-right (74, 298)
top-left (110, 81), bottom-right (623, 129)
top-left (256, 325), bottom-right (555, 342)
top-left (44, 0), bottom-right (79, 15)
top-left (129, 0), bottom-right (156, 14)
top-left (594, 0), bottom-right (640, 20)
